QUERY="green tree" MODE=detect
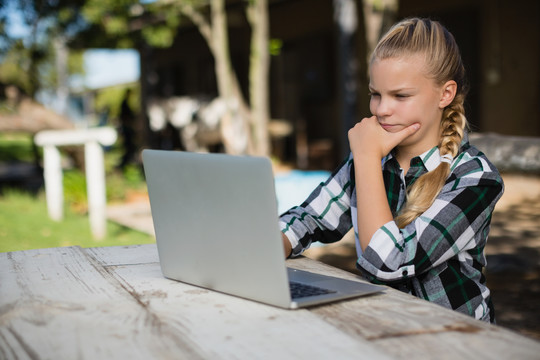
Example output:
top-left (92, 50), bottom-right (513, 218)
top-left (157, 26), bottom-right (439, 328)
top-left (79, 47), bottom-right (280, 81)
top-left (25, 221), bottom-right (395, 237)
top-left (0, 0), bottom-right (87, 100)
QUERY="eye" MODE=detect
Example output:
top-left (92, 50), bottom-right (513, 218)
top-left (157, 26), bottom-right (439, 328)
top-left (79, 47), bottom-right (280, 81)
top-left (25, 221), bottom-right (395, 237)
top-left (368, 92), bottom-right (380, 98)
top-left (395, 94), bottom-right (410, 99)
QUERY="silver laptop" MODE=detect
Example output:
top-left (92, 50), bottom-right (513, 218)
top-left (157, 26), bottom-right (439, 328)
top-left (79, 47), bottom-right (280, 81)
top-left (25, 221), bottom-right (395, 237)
top-left (142, 149), bottom-right (384, 309)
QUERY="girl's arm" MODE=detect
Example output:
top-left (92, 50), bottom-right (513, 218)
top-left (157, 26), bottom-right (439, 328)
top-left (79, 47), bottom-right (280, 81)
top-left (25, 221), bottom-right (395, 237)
top-left (279, 156), bottom-right (356, 258)
top-left (348, 116), bottom-right (420, 251)
top-left (352, 153), bottom-right (393, 252)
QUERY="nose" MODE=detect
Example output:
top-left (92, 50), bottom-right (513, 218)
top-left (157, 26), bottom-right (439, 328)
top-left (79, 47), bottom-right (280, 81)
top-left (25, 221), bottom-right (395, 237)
top-left (374, 96), bottom-right (392, 117)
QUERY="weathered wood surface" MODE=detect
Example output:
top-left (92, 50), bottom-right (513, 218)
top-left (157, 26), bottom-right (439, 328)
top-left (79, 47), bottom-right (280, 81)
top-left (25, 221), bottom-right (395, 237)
top-left (1, 245), bottom-right (539, 360)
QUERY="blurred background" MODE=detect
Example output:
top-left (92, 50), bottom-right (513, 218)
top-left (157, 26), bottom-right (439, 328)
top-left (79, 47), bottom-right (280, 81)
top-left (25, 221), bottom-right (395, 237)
top-left (0, 0), bottom-right (539, 340)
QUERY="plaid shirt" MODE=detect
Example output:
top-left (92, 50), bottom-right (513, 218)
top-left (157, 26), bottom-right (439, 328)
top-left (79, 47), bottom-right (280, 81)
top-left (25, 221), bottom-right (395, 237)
top-left (279, 135), bottom-right (504, 322)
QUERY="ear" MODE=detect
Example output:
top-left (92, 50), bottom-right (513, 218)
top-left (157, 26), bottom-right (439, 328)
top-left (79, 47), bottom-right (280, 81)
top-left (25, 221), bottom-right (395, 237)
top-left (439, 80), bottom-right (457, 108)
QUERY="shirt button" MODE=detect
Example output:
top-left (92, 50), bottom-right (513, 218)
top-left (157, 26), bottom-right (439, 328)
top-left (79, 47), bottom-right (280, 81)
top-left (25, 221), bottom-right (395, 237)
top-left (402, 270), bottom-right (408, 276)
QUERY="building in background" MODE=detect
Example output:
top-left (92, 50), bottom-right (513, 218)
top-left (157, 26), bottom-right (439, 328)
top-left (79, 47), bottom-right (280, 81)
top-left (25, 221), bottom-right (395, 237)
top-left (137, 0), bottom-right (540, 170)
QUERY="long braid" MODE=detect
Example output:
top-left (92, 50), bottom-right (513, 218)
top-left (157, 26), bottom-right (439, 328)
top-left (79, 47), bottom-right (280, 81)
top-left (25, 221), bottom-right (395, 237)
top-left (395, 95), bottom-right (467, 228)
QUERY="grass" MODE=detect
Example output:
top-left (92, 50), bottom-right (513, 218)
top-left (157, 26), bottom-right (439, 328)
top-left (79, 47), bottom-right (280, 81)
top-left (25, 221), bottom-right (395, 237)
top-left (0, 190), bottom-right (154, 253)
top-left (0, 133), bottom-right (154, 253)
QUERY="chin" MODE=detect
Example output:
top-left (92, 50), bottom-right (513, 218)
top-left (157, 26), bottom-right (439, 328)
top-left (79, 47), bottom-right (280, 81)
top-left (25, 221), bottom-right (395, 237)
top-left (400, 132), bottom-right (421, 146)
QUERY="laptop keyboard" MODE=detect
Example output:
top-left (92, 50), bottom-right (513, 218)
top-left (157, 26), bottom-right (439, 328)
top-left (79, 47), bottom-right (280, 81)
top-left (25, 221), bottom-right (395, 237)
top-left (289, 281), bottom-right (337, 299)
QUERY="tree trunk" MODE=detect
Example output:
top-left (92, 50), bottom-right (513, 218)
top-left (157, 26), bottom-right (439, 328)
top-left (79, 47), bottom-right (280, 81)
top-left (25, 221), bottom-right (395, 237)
top-left (179, 0), bottom-right (272, 155)
top-left (334, 0), bottom-right (358, 160)
top-left (54, 36), bottom-right (69, 116)
top-left (209, 0), bottom-right (251, 155)
top-left (361, 0), bottom-right (398, 62)
top-left (246, 0), bottom-right (270, 157)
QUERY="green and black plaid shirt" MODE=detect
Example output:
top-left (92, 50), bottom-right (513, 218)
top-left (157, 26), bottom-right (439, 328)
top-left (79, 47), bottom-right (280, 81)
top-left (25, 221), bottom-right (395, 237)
top-left (280, 134), bottom-right (504, 322)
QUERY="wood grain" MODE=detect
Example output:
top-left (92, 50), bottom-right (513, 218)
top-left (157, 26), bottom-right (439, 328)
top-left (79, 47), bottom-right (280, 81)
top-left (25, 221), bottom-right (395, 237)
top-left (1, 245), bottom-right (539, 360)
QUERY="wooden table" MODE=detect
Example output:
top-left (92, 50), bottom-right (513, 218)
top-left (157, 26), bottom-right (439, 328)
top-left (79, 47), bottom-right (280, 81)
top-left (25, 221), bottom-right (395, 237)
top-left (1, 244), bottom-right (539, 359)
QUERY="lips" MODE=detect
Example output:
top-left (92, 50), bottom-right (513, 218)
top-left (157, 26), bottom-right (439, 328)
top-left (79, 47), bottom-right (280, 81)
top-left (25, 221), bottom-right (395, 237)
top-left (379, 123), bottom-right (396, 131)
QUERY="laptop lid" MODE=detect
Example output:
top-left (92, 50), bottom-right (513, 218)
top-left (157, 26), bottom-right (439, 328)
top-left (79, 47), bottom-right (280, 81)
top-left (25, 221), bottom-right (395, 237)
top-left (143, 149), bottom-right (293, 308)
top-left (142, 149), bottom-right (384, 309)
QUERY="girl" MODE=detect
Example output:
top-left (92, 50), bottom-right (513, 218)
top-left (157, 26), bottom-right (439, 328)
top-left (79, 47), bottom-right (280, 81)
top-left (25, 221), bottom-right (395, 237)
top-left (279, 18), bottom-right (504, 323)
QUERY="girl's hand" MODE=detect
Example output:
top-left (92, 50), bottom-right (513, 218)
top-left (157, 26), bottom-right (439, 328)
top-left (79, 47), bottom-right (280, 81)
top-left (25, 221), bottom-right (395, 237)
top-left (348, 116), bottom-right (420, 159)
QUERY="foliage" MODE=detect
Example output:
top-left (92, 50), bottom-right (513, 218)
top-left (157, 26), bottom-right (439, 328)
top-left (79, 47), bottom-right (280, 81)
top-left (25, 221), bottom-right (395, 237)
top-left (68, 49), bottom-right (85, 78)
top-left (0, 0), bottom-right (87, 97)
top-left (0, 40), bottom-right (34, 95)
top-left (62, 162), bottom-right (145, 214)
top-left (80, 0), bottom-right (208, 49)
top-left (269, 38), bottom-right (283, 56)
top-left (58, 144), bottom-right (146, 213)
top-left (63, 169), bottom-right (88, 214)
top-left (81, 0), bottom-right (138, 48)
top-left (0, 133), bottom-right (38, 162)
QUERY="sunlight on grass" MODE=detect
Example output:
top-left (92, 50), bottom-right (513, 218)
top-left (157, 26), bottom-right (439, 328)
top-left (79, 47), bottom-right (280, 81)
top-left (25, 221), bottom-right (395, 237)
top-left (0, 189), bottom-right (154, 253)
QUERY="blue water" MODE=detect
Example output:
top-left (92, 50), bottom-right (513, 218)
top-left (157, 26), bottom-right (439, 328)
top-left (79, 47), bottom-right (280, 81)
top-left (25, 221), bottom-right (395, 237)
top-left (274, 170), bottom-right (331, 215)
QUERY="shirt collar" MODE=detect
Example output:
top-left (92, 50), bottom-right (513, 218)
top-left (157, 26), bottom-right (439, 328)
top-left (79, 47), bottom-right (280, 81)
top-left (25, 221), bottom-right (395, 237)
top-left (381, 132), bottom-right (470, 172)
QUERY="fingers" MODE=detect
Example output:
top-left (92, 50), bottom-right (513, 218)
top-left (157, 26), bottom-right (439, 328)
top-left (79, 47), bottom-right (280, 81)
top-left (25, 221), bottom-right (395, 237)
top-left (385, 122), bottom-right (420, 152)
top-left (396, 123), bottom-right (420, 141)
top-left (405, 122), bottom-right (421, 134)
top-left (348, 118), bottom-right (421, 159)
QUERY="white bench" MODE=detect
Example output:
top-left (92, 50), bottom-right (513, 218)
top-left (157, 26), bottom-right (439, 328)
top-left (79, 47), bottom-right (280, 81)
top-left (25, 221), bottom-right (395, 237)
top-left (34, 127), bottom-right (117, 239)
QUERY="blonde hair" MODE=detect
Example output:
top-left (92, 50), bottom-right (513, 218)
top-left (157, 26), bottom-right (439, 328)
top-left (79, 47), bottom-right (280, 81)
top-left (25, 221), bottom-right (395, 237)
top-left (370, 18), bottom-right (469, 228)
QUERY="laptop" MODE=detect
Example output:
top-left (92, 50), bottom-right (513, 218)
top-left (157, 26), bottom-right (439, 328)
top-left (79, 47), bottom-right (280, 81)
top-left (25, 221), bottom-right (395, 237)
top-left (142, 149), bottom-right (384, 309)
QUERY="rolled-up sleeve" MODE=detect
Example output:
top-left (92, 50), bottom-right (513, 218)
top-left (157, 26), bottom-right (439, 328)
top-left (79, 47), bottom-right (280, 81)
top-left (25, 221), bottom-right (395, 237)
top-left (279, 156), bottom-right (355, 257)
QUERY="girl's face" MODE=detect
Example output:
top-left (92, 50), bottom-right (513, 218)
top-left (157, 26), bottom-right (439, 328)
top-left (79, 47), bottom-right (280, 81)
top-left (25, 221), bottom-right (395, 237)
top-left (369, 55), bottom-right (451, 155)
